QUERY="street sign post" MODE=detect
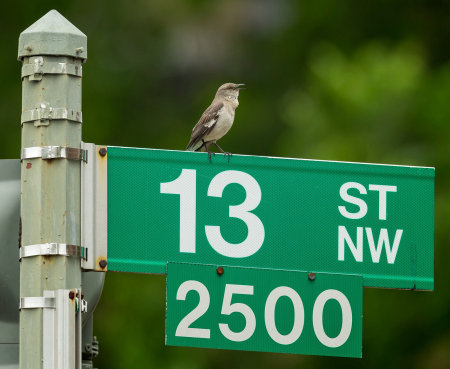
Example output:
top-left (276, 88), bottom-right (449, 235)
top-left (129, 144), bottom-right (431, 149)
top-left (166, 263), bottom-right (362, 358)
top-left (107, 146), bottom-right (434, 290)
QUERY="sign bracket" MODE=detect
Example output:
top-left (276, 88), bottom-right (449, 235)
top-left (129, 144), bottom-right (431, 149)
top-left (81, 142), bottom-right (108, 271)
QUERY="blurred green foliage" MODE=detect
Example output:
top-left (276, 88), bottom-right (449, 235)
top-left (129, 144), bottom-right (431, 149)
top-left (1, 0), bottom-right (449, 368)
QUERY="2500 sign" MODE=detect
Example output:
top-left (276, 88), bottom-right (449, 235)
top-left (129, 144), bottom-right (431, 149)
top-left (166, 263), bottom-right (363, 358)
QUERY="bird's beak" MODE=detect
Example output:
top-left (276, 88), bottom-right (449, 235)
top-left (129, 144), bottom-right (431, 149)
top-left (234, 83), bottom-right (246, 90)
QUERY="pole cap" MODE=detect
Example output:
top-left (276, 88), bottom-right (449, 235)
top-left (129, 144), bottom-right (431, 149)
top-left (18, 10), bottom-right (87, 61)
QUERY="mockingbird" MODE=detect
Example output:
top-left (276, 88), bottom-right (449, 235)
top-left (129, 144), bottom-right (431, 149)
top-left (186, 83), bottom-right (245, 160)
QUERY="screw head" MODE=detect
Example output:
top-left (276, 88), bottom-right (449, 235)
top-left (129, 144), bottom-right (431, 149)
top-left (216, 266), bottom-right (224, 276)
top-left (308, 272), bottom-right (316, 281)
top-left (99, 148), bottom-right (107, 157)
top-left (99, 259), bottom-right (107, 269)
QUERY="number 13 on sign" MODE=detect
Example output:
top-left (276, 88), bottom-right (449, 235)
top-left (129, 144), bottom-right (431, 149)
top-left (161, 169), bottom-right (265, 258)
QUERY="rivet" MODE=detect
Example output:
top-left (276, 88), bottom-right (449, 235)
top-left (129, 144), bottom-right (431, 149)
top-left (99, 148), bottom-right (107, 157)
top-left (216, 266), bottom-right (224, 276)
top-left (99, 259), bottom-right (107, 269)
top-left (308, 272), bottom-right (316, 281)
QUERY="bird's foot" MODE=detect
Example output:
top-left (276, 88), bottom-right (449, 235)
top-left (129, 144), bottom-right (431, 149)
top-left (213, 142), bottom-right (232, 162)
top-left (224, 152), bottom-right (232, 163)
top-left (208, 151), bottom-right (215, 163)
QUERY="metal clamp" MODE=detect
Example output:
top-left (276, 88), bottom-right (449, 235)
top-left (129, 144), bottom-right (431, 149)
top-left (19, 296), bottom-right (56, 310)
top-left (20, 243), bottom-right (87, 260)
top-left (21, 103), bottom-right (82, 125)
top-left (21, 146), bottom-right (87, 162)
top-left (22, 56), bottom-right (82, 81)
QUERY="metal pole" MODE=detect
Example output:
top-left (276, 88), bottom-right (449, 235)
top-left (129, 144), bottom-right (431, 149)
top-left (18, 10), bottom-right (87, 368)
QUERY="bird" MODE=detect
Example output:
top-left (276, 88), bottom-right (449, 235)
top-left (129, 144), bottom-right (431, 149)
top-left (186, 82), bottom-right (245, 160)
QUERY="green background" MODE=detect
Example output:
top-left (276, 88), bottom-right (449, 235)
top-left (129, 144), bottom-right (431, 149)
top-left (108, 147), bottom-right (434, 289)
top-left (166, 263), bottom-right (362, 357)
top-left (1, 1), bottom-right (449, 368)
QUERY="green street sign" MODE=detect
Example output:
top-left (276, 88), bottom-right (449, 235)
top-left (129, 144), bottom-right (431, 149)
top-left (166, 263), bottom-right (362, 357)
top-left (107, 147), bottom-right (434, 289)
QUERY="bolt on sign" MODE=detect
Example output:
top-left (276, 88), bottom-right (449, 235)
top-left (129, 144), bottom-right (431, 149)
top-left (107, 147), bottom-right (434, 290)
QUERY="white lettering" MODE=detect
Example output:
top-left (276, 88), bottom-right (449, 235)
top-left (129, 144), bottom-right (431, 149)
top-left (313, 289), bottom-right (352, 348)
top-left (338, 226), bottom-right (363, 262)
top-left (368, 185), bottom-right (397, 220)
top-left (205, 170), bottom-right (264, 258)
top-left (365, 228), bottom-right (403, 264)
top-left (338, 182), bottom-right (367, 219)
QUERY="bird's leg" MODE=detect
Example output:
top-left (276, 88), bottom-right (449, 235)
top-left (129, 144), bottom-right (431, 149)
top-left (204, 142), bottom-right (215, 163)
top-left (213, 142), bottom-right (232, 162)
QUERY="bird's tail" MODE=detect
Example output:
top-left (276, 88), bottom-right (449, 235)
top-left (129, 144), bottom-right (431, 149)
top-left (186, 141), bottom-right (203, 151)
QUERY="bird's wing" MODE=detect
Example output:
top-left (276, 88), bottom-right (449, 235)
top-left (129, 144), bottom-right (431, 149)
top-left (186, 102), bottom-right (224, 151)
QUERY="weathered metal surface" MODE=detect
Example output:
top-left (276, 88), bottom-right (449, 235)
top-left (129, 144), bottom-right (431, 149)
top-left (21, 146), bottom-right (87, 162)
top-left (22, 57), bottom-right (83, 80)
top-left (18, 10), bottom-right (87, 60)
top-left (19, 297), bottom-right (56, 310)
top-left (21, 106), bottom-right (83, 124)
top-left (81, 143), bottom-right (108, 271)
top-left (19, 10), bottom-right (86, 369)
top-left (19, 243), bottom-right (86, 259)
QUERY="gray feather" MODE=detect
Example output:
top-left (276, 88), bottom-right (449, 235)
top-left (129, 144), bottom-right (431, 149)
top-left (186, 102), bottom-right (224, 151)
